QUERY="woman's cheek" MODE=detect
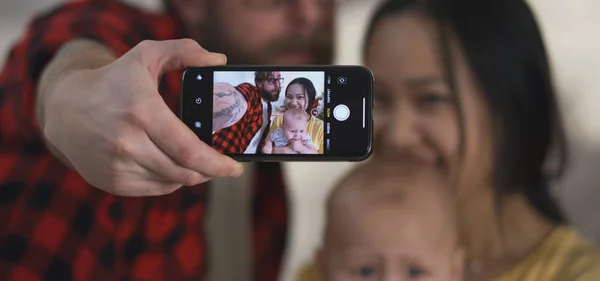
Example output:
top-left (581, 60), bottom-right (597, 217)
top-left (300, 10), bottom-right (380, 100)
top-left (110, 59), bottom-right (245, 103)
top-left (373, 111), bottom-right (387, 141)
top-left (423, 114), bottom-right (461, 181)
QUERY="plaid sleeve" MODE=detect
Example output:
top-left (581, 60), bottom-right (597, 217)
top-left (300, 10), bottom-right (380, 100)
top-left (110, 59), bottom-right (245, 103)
top-left (253, 162), bottom-right (289, 281)
top-left (211, 83), bottom-right (264, 154)
top-left (0, 0), bottom-right (149, 146)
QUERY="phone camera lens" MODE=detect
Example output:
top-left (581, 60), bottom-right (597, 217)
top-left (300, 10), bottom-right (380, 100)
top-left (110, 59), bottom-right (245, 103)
top-left (337, 76), bottom-right (347, 84)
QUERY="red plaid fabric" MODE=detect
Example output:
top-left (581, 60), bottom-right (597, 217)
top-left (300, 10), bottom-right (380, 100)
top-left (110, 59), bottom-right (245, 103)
top-left (0, 1), bottom-right (288, 280)
top-left (252, 162), bottom-right (288, 281)
top-left (212, 82), bottom-right (272, 154)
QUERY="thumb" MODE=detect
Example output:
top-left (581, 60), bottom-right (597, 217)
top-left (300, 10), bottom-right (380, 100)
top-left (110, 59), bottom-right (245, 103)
top-left (133, 39), bottom-right (227, 76)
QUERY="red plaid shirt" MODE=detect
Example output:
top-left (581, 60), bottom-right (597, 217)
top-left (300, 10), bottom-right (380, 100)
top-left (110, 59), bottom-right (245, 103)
top-left (0, 1), bottom-right (288, 281)
top-left (212, 83), bottom-right (272, 154)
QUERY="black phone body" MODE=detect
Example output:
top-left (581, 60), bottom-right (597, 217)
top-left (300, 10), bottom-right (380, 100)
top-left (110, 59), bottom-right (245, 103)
top-left (180, 65), bottom-right (373, 162)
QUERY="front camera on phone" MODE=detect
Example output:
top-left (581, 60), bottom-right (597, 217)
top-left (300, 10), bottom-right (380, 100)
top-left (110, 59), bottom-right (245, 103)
top-left (196, 74), bottom-right (203, 81)
top-left (194, 121), bottom-right (202, 128)
top-left (337, 76), bottom-right (347, 84)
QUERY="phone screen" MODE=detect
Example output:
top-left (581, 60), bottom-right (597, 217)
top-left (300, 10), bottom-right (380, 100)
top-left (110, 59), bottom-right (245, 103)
top-left (180, 66), bottom-right (373, 161)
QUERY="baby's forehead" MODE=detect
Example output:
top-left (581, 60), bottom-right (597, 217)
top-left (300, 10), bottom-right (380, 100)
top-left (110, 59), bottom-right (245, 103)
top-left (329, 165), bottom-right (451, 215)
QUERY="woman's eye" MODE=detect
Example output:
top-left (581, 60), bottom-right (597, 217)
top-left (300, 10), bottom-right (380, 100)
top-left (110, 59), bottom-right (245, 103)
top-left (404, 265), bottom-right (425, 278)
top-left (420, 92), bottom-right (448, 104)
top-left (373, 93), bottom-right (391, 108)
top-left (353, 266), bottom-right (377, 278)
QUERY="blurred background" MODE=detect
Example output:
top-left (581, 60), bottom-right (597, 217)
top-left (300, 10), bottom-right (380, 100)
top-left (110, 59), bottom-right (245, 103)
top-left (1, 1), bottom-right (599, 280)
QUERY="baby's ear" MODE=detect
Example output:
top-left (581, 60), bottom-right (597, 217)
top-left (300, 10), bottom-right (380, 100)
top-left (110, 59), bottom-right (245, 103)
top-left (451, 247), bottom-right (466, 281)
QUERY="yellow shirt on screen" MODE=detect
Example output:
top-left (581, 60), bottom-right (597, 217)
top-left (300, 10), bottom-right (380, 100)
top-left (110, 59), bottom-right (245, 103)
top-left (296, 226), bottom-right (600, 281)
top-left (268, 114), bottom-right (325, 154)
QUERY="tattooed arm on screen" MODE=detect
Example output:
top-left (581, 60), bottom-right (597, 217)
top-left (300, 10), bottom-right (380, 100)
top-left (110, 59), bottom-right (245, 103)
top-left (212, 82), bottom-right (248, 131)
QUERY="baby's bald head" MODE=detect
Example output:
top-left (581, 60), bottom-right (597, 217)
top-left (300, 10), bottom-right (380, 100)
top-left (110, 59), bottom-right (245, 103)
top-left (325, 163), bottom-right (456, 235)
top-left (318, 162), bottom-right (463, 281)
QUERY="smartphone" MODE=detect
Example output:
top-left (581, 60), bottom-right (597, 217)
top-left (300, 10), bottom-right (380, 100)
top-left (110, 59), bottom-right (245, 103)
top-left (179, 65), bottom-right (373, 162)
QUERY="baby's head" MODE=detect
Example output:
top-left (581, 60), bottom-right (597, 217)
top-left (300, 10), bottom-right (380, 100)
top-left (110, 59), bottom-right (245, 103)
top-left (317, 162), bottom-right (464, 281)
top-left (282, 109), bottom-right (308, 141)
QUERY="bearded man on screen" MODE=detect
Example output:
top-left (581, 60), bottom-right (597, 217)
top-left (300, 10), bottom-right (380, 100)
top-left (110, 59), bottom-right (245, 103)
top-left (212, 71), bottom-right (284, 154)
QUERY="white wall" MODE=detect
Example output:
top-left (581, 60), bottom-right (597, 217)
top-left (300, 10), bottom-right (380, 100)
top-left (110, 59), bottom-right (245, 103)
top-left (214, 71), bottom-right (326, 114)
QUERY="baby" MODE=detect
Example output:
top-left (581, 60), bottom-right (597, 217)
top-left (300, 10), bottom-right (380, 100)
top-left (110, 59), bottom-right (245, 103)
top-left (263, 109), bottom-right (317, 154)
top-left (300, 162), bottom-right (464, 281)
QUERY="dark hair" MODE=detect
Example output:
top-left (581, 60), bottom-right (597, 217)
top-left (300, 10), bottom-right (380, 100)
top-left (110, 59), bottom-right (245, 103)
top-left (286, 78), bottom-right (318, 115)
top-left (363, 0), bottom-right (568, 224)
top-left (255, 71), bottom-right (274, 84)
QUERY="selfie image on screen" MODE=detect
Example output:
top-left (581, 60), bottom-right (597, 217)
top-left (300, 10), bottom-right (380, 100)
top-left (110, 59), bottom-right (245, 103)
top-left (211, 71), bottom-right (325, 155)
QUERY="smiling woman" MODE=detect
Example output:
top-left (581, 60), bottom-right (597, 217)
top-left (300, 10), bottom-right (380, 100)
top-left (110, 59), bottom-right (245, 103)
top-left (296, 0), bottom-right (600, 280)
top-left (266, 77), bottom-right (326, 154)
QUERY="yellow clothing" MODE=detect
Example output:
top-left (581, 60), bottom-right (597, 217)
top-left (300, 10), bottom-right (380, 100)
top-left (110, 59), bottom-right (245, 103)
top-left (494, 226), bottom-right (600, 281)
top-left (268, 114), bottom-right (325, 154)
top-left (296, 226), bottom-right (600, 281)
top-left (297, 262), bottom-right (320, 281)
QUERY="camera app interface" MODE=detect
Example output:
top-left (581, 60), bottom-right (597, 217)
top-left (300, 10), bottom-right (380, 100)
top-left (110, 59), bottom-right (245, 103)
top-left (184, 68), bottom-right (371, 158)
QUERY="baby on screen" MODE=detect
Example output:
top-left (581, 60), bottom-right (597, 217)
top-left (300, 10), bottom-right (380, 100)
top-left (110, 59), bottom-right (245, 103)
top-left (298, 162), bottom-right (464, 281)
top-left (262, 109), bottom-right (318, 154)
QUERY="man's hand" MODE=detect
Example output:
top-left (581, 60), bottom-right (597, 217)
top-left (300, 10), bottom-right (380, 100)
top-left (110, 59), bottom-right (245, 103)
top-left (290, 140), bottom-right (305, 153)
top-left (42, 39), bottom-right (243, 196)
top-left (273, 145), bottom-right (298, 154)
top-left (290, 139), bottom-right (318, 154)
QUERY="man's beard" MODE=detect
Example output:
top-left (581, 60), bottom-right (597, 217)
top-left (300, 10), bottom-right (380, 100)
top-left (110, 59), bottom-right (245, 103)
top-left (201, 19), bottom-right (334, 65)
top-left (260, 88), bottom-right (280, 102)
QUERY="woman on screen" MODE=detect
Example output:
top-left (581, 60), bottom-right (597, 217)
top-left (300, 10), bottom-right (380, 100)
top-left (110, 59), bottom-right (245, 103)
top-left (263, 77), bottom-right (325, 154)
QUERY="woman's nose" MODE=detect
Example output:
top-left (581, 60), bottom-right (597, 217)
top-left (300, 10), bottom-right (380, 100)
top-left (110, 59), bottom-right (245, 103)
top-left (386, 104), bottom-right (422, 149)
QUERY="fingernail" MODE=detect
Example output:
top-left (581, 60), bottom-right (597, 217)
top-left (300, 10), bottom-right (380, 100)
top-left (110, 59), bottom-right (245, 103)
top-left (230, 162), bottom-right (243, 177)
top-left (212, 52), bottom-right (227, 60)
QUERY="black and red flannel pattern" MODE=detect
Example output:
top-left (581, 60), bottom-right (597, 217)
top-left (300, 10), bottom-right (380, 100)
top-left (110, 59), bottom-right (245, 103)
top-left (0, 1), bottom-right (288, 280)
top-left (212, 82), bottom-right (272, 154)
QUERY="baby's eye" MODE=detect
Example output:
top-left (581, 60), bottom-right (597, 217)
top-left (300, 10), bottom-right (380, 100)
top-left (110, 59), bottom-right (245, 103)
top-left (404, 265), bottom-right (425, 278)
top-left (353, 266), bottom-right (377, 278)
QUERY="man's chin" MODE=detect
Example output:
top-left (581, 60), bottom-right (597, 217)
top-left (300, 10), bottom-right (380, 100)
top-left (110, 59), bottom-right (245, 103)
top-left (268, 94), bottom-right (280, 102)
top-left (274, 52), bottom-right (317, 65)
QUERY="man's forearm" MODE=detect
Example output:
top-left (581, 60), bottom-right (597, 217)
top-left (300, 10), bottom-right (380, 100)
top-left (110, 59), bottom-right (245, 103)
top-left (36, 39), bottom-right (117, 167)
top-left (212, 84), bottom-right (248, 131)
